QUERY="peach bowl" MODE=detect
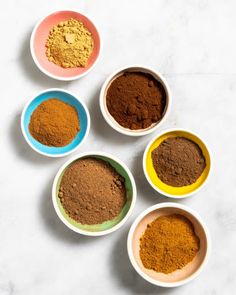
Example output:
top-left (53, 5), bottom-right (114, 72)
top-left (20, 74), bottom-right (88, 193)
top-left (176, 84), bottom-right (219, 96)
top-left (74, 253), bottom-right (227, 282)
top-left (127, 203), bottom-right (211, 287)
top-left (30, 10), bottom-right (101, 81)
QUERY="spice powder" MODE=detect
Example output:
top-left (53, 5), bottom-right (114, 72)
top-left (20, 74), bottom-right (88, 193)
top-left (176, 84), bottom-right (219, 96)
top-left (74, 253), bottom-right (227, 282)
top-left (58, 158), bottom-right (127, 225)
top-left (29, 98), bottom-right (80, 147)
top-left (106, 72), bottom-right (166, 130)
top-left (46, 18), bottom-right (94, 68)
top-left (151, 136), bottom-right (206, 187)
top-left (140, 214), bottom-right (200, 274)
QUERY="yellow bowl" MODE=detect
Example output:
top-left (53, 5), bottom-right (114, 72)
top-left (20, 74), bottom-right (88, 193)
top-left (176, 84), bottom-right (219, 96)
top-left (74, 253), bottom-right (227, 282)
top-left (143, 128), bottom-right (211, 198)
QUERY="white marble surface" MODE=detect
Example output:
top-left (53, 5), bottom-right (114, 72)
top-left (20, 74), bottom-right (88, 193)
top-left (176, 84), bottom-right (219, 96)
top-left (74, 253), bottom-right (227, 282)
top-left (1, 0), bottom-right (236, 294)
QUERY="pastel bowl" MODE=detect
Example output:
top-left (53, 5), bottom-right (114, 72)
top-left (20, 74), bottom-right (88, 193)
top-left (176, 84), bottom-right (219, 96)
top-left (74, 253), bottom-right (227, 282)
top-left (52, 152), bottom-right (137, 236)
top-left (30, 10), bottom-right (101, 81)
top-left (127, 202), bottom-right (211, 287)
top-left (100, 65), bottom-right (171, 136)
top-left (143, 128), bottom-right (211, 198)
top-left (21, 88), bottom-right (90, 157)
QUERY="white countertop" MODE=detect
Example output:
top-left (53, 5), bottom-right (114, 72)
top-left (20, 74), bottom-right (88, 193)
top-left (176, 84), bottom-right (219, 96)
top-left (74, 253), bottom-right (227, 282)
top-left (1, 0), bottom-right (236, 294)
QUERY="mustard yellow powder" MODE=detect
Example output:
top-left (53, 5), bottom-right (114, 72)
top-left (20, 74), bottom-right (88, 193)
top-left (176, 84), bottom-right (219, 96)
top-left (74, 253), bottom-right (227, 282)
top-left (140, 214), bottom-right (200, 274)
top-left (46, 18), bottom-right (94, 68)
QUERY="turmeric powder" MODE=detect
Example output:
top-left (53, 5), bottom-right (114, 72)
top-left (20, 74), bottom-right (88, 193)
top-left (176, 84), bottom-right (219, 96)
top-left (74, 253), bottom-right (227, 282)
top-left (140, 214), bottom-right (200, 274)
top-left (29, 98), bottom-right (80, 147)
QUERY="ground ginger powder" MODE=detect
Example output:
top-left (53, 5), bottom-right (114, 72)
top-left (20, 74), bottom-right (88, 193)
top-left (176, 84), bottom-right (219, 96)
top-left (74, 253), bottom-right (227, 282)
top-left (46, 18), bottom-right (94, 68)
top-left (140, 214), bottom-right (200, 274)
top-left (29, 98), bottom-right (80, 147)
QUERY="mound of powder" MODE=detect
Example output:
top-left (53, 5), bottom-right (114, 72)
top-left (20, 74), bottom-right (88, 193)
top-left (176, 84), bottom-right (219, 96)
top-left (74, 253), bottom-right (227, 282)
top-left (151, 137), bottom-right (206, 187)
top-left (106, 72), bottom-right (166, 130)
top-left (46, 18), bottom-right (94, 68)
top-left (58, 158), bottom-right (127, 225)
top-left (29, 98), bottom-right (80, 147)
top-left (140, 214), bottom-right (200, 274)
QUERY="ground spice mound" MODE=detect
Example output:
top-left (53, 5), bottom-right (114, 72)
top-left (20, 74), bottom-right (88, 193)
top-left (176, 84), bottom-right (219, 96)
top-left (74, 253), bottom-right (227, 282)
top-left (58, 158), bottom-right (127, 225)
top-left (106, 72), bottom-right (166, 130)
top-left (140, 214), bottom-right (200, 274)
top-left (46, 18), bottom-right (94, 68)
top-left (29, 98), bottom-right (80, 147)
top-left (152, 136), bottom-right (206, 187)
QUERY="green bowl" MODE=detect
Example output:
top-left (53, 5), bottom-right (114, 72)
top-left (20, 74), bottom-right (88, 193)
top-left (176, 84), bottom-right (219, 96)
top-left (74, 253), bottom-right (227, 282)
top-left (52, 152), bottom-right (137, 236)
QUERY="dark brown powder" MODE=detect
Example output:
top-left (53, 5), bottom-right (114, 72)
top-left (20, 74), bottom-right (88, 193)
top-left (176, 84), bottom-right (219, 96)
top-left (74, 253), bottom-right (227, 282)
top-left (140, 214), bottom-right (200, 274)
top-left (151, 137), bottom-right (206, 187)
top-left (106, 72), bottom-right (166, 130)
top-left (58, 158), bottom-right (127, 225)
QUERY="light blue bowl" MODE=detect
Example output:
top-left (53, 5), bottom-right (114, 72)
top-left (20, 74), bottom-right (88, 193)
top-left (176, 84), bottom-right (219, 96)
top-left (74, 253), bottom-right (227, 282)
top-left (21, 88), bottom-right (90, 157)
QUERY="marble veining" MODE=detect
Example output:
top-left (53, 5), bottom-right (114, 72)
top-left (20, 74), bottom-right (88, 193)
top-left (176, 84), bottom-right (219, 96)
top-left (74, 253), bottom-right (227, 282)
top-left (0, 0), bottom-right (236, 294)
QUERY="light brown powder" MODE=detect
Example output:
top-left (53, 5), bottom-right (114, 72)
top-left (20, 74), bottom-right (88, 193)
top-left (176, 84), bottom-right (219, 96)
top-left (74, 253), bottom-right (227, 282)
top-left (58, 158), bottom-right (127, 225)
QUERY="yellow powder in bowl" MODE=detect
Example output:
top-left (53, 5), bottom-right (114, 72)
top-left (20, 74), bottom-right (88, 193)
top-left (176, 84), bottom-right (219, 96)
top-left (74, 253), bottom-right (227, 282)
top-left (46, 18), bottom-right (94, 68)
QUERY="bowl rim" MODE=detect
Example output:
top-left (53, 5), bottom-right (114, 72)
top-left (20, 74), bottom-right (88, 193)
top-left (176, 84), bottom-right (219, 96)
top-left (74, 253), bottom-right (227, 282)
top-left (99, 64), bottom-right (172, 137)
top-left (127, 202), bottom-right (211, 287)
top-left (30, 9), bottom-right (102, 81)
top-left (52, 151), bottom-right (137, 236)
top-left (20, 88), bottom-right (91, 158)
top-left (143, 127), bottom-right (212, 198)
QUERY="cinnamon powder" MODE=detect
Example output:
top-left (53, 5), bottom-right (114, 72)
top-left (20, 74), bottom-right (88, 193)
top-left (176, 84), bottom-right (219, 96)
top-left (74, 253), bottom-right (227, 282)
top-left (106, 72), bottom-right (166, 130)
top-left (58, 158), bottom-right (127, 225)
top-left (29, 98), bottom-right (80, 147)
top-left (151, 136), bottom-right (206, 187)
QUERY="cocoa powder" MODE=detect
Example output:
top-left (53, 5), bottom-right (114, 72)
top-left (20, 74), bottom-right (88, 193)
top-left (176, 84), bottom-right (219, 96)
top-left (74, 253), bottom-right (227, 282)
top-left (151, 137), bottom-right (206, 187)
top-left (106, 72), bottom-right (166, 130)
top-left (58, 158), bottom-right (127, 225)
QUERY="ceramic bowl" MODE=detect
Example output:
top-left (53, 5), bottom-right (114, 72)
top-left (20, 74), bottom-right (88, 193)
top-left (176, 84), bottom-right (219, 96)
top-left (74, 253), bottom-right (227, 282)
top-left (99, 65), bottom-right (171, 136)
top-left (143, 128), bottom-right (212, 198)
top-left (30, 10), bottom-right (101, 81)
top-left (52, 152), bottom-right (137, 236)
top-left (127, 202), bottom-right (211, 287)
top-left (21, 88), bottom-right (90, 157)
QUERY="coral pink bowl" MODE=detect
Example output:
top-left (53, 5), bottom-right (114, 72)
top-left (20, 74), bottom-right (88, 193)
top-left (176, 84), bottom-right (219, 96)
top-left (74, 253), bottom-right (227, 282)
top-left (30, 10), bottom-right (101, 81)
